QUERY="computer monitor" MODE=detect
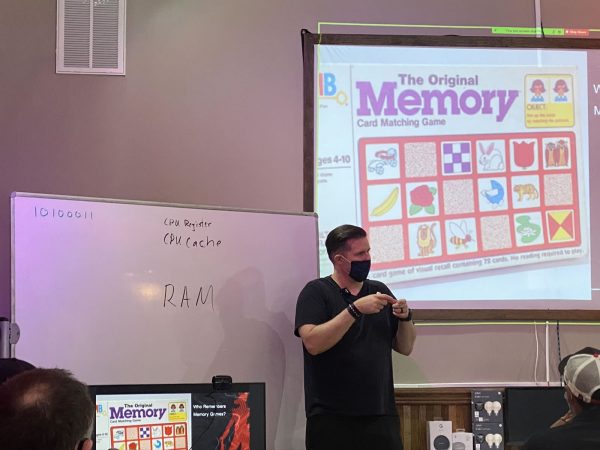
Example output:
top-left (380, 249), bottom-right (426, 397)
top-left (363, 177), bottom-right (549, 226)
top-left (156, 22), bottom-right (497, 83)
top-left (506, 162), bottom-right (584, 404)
top-left (504, 386), bottom-right (567, 444)
top-left (89, 382), bottom-right (265, 450)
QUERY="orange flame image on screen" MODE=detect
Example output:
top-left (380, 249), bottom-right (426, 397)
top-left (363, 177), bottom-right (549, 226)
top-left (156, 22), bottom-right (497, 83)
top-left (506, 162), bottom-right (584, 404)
top-left (219, 392), bottom-right (251, 450)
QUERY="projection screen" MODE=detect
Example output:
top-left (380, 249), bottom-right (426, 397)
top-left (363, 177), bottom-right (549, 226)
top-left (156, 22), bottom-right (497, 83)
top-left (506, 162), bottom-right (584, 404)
top-left (303, 33), bottom-right (600, 320)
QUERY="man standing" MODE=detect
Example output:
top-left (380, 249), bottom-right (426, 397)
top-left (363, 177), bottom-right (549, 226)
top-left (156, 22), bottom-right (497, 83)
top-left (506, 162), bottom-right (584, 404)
top-left (524, 352), bottom-right (600, 449)
top-left (295, 224), bottom-right (416, 450)
top-left (0, 368), bottom-right (95, 450)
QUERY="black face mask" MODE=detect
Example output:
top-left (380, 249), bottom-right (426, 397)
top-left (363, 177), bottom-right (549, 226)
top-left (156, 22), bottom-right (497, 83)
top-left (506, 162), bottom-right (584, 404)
top-left (348, 259), bottom-right (371, 282)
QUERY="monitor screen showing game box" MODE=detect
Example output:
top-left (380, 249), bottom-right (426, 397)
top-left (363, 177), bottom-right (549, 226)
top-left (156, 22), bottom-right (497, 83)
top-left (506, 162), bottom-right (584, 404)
top-left (89, 383), bottom-right (265, 450)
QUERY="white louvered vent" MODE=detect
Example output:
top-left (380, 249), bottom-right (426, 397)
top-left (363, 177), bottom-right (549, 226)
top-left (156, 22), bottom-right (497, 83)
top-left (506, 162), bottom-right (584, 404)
top-left (56, 0), bottom-right (126, 75)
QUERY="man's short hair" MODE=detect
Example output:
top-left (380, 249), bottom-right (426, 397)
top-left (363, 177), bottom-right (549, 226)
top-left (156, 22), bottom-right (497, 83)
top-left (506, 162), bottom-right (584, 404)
top-left (0, 368), bottom-right (94, 450)
top-left (325, 224), bottom-right (367, 262)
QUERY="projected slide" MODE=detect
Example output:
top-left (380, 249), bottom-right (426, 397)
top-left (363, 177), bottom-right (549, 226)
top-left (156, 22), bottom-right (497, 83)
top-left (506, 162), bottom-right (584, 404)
top-left (315, 44), bottom-right (592, 303)
top-left (359, 130), bottom-right (581, 280)
top-left (95, 392), bottom-right (253, 450)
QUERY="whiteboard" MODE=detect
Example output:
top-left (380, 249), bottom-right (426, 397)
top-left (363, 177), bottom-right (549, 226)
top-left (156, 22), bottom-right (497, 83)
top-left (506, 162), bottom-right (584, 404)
top-left (11, 193), bottom-right (318, 450)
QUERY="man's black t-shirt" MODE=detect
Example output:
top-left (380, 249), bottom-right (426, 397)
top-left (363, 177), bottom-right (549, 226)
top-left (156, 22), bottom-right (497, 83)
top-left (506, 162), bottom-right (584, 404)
top-left (294, 276), bottom-right (399, 417)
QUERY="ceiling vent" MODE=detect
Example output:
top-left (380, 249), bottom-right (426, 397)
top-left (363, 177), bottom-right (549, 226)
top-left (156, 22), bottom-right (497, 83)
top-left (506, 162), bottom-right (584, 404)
top-left (56, 0), bottom-right (126, 75)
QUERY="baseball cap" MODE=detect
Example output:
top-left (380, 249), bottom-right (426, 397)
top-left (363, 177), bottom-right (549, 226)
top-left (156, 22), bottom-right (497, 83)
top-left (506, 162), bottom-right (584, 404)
top-left (563, 353), bottom-right (600, 404)
top-left (558, 346), bottom-right (600, 375)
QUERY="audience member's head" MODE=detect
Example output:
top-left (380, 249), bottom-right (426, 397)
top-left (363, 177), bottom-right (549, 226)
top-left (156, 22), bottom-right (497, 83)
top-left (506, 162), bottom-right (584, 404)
top-left (0, 357), bottom-right (35, 384)
top-left (547, 347), bottom-right (600, 428)
top-left (563, 352), bottom-right (600, 409)
top-left (0, 368), bottom-right (94, 450)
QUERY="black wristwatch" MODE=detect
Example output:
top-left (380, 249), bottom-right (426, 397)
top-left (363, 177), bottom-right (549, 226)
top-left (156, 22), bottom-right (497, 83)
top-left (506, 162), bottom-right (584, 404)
top-left (398, 308), bottom-right (413, 322)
